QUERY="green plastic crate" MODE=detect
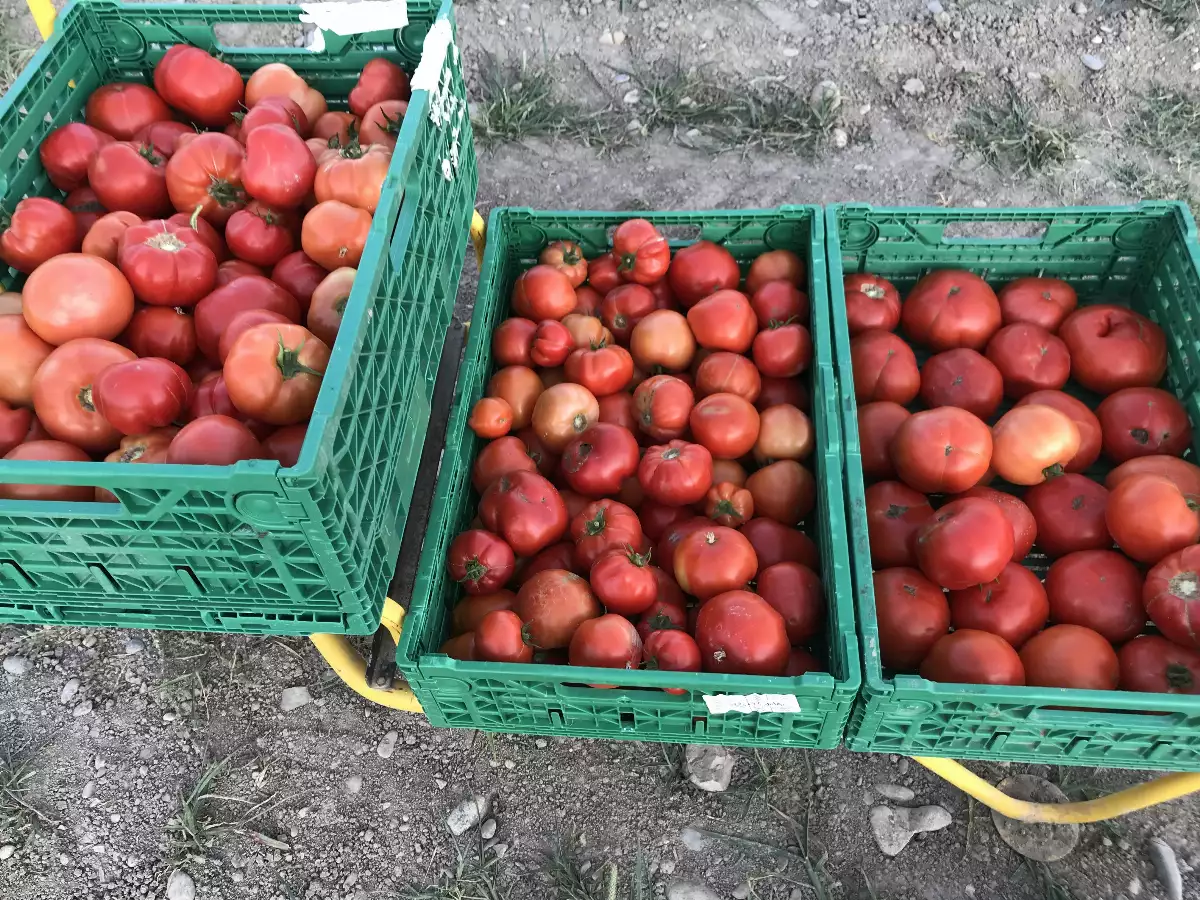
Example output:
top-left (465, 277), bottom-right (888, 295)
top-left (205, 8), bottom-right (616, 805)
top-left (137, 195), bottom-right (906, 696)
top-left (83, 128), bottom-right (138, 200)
top-left (0, 0), bottom-right (477, 635)
top-left (396, 206), bottom-right (861, 748)
top-left (831, 202), bottom-right (1200, 770)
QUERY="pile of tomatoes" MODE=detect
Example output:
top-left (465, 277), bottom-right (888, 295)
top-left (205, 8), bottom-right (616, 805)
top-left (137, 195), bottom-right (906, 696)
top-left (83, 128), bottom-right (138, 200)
top-left (441, 219), bottom-right (828, 683)
top-left (853, 269), bottom-right (1200, 694)
top-left (0, 47), bottom-right (412, 499)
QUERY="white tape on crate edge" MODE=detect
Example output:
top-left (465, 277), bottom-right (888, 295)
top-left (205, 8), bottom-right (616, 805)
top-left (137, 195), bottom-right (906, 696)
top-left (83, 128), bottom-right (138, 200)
top-left (299, 0), bottom-right (409, 40)
top-left (410, 18), bottom-right (454, 92)
top-left (702, 693), bottom-right (801, 715)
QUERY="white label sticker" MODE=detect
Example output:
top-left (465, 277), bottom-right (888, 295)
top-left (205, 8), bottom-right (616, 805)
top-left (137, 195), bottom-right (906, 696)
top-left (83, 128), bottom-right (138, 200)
top-left (299, 1), bottom-right (409, 36)
top-left (702, 693), bottom-right (801, 715)
top-left (410, 18), bottom-right (454, 92)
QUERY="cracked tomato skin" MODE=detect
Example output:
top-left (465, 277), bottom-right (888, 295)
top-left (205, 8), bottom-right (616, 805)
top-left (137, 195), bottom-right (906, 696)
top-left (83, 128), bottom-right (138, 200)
top-left (997, 277), bottom-right (1077, 333)
top-left (1059, 305), bottom-right (1167, 395)
top-left (222, 323), bottom-right (330, 426)
top-left (612, 219), bottom-right (670, 285)
top-left (694, 590), bottom-right (789, 676)
top-left (1118, 635), bottom-right (1200, 694)
top-left (1144, 545), bottom-right (1200, 650)
top-left (843, 273), bottom-right (901, 336)
top-left (901, 269), bottom-right (1002, 352)
top-left (1097, 387), bottom-right (1192, 463)
top-left (479, 470), bottom-right (569, 558)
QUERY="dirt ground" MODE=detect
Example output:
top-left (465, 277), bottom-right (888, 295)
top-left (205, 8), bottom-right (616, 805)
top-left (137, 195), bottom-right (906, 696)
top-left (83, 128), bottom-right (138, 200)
top-left (3, 1), bottom-right (1200, 899)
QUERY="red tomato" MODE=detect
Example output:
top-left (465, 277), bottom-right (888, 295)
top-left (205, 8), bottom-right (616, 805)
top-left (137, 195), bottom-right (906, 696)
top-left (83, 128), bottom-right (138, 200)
top-left (694, 590), bottom-right (789, 675)
top-left (746, 460), bottom-right (815, 525)
top-left (512, 265), bottom-right (576, 321)
top-left (587, 254), bottom-right (621, 294)
top-left (890, 407), bottom-right (992, 494)
top-left (657, 519), bottom-right (713, 580)
top-left (948, 562), bottom-right (1048, 648)
top-left (440, 633), bottom-right (476, 660)
top-left (915, 497), bottom-right (1013, 590)
top-left (851, 329), bottom-right (920, 404)
top-left (0, 402), bottom-right (33, 456)
top-left (872, 567), bottom-right (951, 671)
top-left (560, 423), bottom-right (640, 497)
top-left (991, 405), bottom-right (1080, 486)
top-left (271, 252), bottom-right (326, 314)
top-left (479, 470), bottom-right (568, 557)
top-left (517, 543), bottom-right (581, 584)
top-left (570, 499), bottom-right (643, 570)
top-left (984, 323), bottom-right (1071, 399)
top-left (86, 82), bottom-right (171, 139)
top-left (755, 404), bottom-right (813, 465)
top-left (515, 427), bottom-right (558, 479)
top-left (997, 277), bottom-right (1077, 333)
top-left (901, 270), bottom-right (1001, 351)
top-left (134, 121), bottom-right (194, 159)
top-left (1118, 636), bottom-right (1200, 694)
top-left (756, 376), bottom-right (807, 412)
top-left (856, 401), bottom-right (909, 482)
top-left (568, 613), bottom-right (643, 675)
top-left (638, 499), bottom-right (691, 543)
top-left (167, 414), bottom-right (265, 464)
top-left (467, 397), bottom-right (513, 439)
top-left (1014, 390), bottom-right (1103, 473)
top-left (590, 546), bottom-right (657, 615)
top-left (955, 486), bottom-right (1037, 562)
top-left (746, 250), bottom-right (804, 295)
top-left (358, 99), bottom-right (407, 149)
top-left (120, 307), bottom-right (195, 367)
top-left (667, 240), bottom-right (739, 307)
top-left (674, 525), bottom-right (757, 600)
top-left (447, 529), bottom-right (515, 595)
top-left (1107, 455), bottom-right (1200, 496)
top-left (491, 318), bottom-right (537, 368)
top-left (687, 290), bottom-right (757, 353)
top-left (643, 629), bottom-right (701, 690)
top-left (23, 254), bottom-right (134, 345)
top-left (531, 382), bottom-right (598, 452)
top-left (1024, 474), bottom-right (1110, 558)
top-left (843, 273), bottom-right (901, 336)
top-left (470, 435), bottom-right (537, 493)
top-left (225, 204), bottom-right (296, 268)
top-left (65, 187), bottom-right (105, 241)
top-left (154, 46), bottom-right (244, 127)
top-left (515, 568), bottom-right (601, 648)
top-left (690, 393), bottom-right (760, 460)
top-left (756, 561), bottom-right (824, 644)
top-left (1020, 624), bottom-right (1119, 690)
top-left (242, 125), bottom-right (316, 209)
top-left (704, 482), bottom-right (754, 527)
top-left (1061, 305), bottom-right (1168, 394)
top-left (474, 610), bottom-right (534, 664)
top-left (262, 424), bottom-right (306, 466)
top-left (740, 517), bottom-right (819, 573)
top-left (564, 343), bottom-right (634, 397)
top-left (117, 219), bottom-right (217, 306)
top-left (865, 481), bottom-right (933, 568)
top-left (0, 198), bottom-right (79, 274)
top-left (32, 338), bottom-right (135, 452)
top-left (193, 275), bottom-right (302, 360)
top-left (694, 352), bottom-right (761, 404)
top-left (918, 349), bottom-right (1003, 419)
top-left (348, 57), bottom-right (411, 117)
top-left (217, 259), bottom-right (263, 286)
top-left (1097, 387), bottom-right (1191, 463)
top-left (638, 440), bottom-right (714, 506)
top-left (530, 320), bottom-right (573, 368)
top-left (0, 440), bottom-right (93, 501)
top-left (223, 323), bottom-right (329, 425)
top-left (239, 96), bottom-right (310, 138)
top-left (313, 141), bottom-right (391, 213)
top-left (597, 392), bottom-right (637, 433)
top-left (752, 321), bottom-right (813, 378)
top-left (561, 313), bottom-right (611, 352)
top-left (629, 309), bottom-right (696, 373)
top-left (244, 63), bottom-right (326, 126)
top-left (786, 648), bottom-right (824, 676)
top-left (1045, 549), bottom-right (1144, 644)
top-left (1144, 545), bottom-right (1200, 650)
top-left (92, 357), bottom-right (192, 435)
top-left (39, 123), bottom-right (114, 191)
top-left (217, 309), bottom-right (294, 364)
top-left (88, 142), bottom-right (171, 217)
top-left (600, 284), bottom-right (656, 344)
top-left (303, 263), bottom-right (353, 345)
top-left (538, 241), bottom-right (588, 287)
top-left (613, 219), bottom-right (669, 285)
top-left (164, 133), bottom-right (246, 226)
top-left (573, 284), bottom-right (604, 316)
top-left (1108, 473), bottom-right (1200, 564)
top-left (750, 281), bottom-right (809, 329)
top-left (82, 211), bottom-right (142, 264)
top-left (920, 630), bottom-right (1025, 685)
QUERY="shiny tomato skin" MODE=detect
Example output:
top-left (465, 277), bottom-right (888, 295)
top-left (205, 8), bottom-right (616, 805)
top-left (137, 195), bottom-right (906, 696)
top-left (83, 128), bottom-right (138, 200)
top-left (1106, 455), bottom-right (1200, 496)
top-left (88, 142), bottom-right (171, 217)
top-left (479, 470), bottom-right (569, 557)
top-left (154, 46), bottom-right (244, 127)
top-left (564, 343), bottom-right (634, 397)
top-left (166, 414), bottom-right (265, 464)
top-left (1097, 387), bottom-right (1192, 463)
top-left (532, 382), bottom-right (598, 453)
top-left (613, 219), bottom-right (669, 285)
top-left (512, 265), bottom-right (576, 321)
top-left (948, 562), bottom-right (1048, 648)
top-left (1118, 635), bottom-right (1200, 694)
top-left (851, 329), bottom-right (920, 404)
top-left (655, 517), bottom-right (710, 575)
top-left (271, 252), bottom-right (326, 314)
top-left (587, 254), bottom-right (622, 294)
top-left (746, 250), bottom-right (804, 295)
top-left (756, 561), bottom-right (824, 644)
top-left (23, 254), bottom-right (135, 345)
top-left (915, 497), bottom-right (1013, 590)
top-left (674, 525), bottom-right (758, 600)
top-left (467, 397), bottom-right (512, 439)
top-left (746, 460), bottom-right (815, 526)
top-left (667, 241), bottom-right (740, 307)
top-left (1024, 474), bottom-right (1110, 558)
top-left (750, 281), bottom-right (809, 329)
top-left (242, 125), bottom-right (316, 209)
top-left (690, 393), bottom-right (760, 460)
top-left (740, 517), bottom-right (819, 573)
top-left (601, 284), bottom-right (656, 344)
top-left (955, 486), bottom-right (1037, 562)
top-left (1143, 545), bottom-right (1200, 650)
top-left (1060, 305), bottom-right (1168, 395)
top-left (872, 567), bottom-right (951, 671)
top-left (901, 270), bottom-right (1002, 351)
top-left (0, 440), bottom-right (94, 501)
top-left (568, 613), bottom-right (643, 674)
top-left (786, 648), bottom-right (824, 676)
top-left (475, 610), bottom-right (534, 664)
top-left (857, 401), bottom-right (910, 482)
top-left (492, 318), bottom-right (536, 367)
top-left (918, 348), bottom-right (1004, 419)
top-left (515, 427), bottom-right (558, 479)
top-left (530, 319), bottom-right (573, 368)
top-left (985, 323), bottom-right (1071, 399)
top-left (639, 498), bottom-right (693, 543)
top-left (217, 309), bottom-right (293, 364)
top-left (93, 357), bottom-right (192, 435)
top-left (629, 309), bottom-right (695, 373)
top-left (643, 629), bottom-right (701, 690)
top-left (313, 141), bottom-right (391, 213)
top-left (687, 290), bottom-right (757, 353)
top-left (217, 259), bottom-right (263, 286)
top-left (40, 123), bottom-right (114, 192)
top-left (447, 529), bottom-right (515, 595)
top-left (843, 273), bottom-right (901, 336)
top-left (1020, 624), bottom-right (1119, 690)
top-left (890, 407), bottom-right (992, 494)
top-left (920, 630), bottom-right (1025, 685)
top-left (755, 404), bottom-right (813, 464)
top-left (538, 241), bottom-right (588, 287)
top-left (193, 275), bottom-right (302, 360)
top-left (694, 352), bottom-right (761, 404)
top-left (991, 405), bottom-right (1080, 486)
top-left (239, 95), bottom-right (310, 137)
top-left (440, 632), bottom-right (476, 660)
top-left (164, 132), bottom-right (246, 226)
top-left (1045, 549), bottom-right (1144, 644)
top-left (1014, 390), bottom-right (1103, 473)
top-left (752, 321), bottom-right (813, 378)
top-left (1107, 474), bottom-right (1200, 564)
top-left (0, 198), bottom-right (79, 273)
top-left (65, 187), bottom-right (104, 242)
top-left (82, 211), bottom-right (142, 264)
top-left (348, 57), bottom-right (410, 117)
top-left (32, 338), bottom-right (135, 452)
top-left (225, 203), bottom-right (295, 268)
top-left (638, 440), bottom-right (713, 506)
top-left (135, 120), bottom-right (194, 159)
top-left (694, 590), bottom-right (789, 675)
top-left (570, 499), bottom-right (643, 570)
top-left (560, 422), bottom-right (640, 498)
top-left (223, 323), bottom-right (329, 425)
top-left (997, 277), bottom-right (1077, 332)
top-left (515, 568), bottom-right (601, 648)
top-left (471, 435), bottom-right (537, 493)
top-left (262, 424), bottom-right (306, 467)
top-left (117, 219), bottom-right (217, 306)
top-left (301, 201), bottom-right (372, 270)
top-left (590, 546), bottom-right (657, 615)
top-left (86, 83), bottom-right (171, 140)
top-left (633, 375), bottom-right (694, 441)
top-left (865, 481), bottom-right (934, 569)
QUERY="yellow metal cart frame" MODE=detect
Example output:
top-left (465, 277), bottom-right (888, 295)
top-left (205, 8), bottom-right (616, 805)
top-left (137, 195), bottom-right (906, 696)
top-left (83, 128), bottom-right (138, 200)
top-left (23, 0), bottom-right (1200, 830)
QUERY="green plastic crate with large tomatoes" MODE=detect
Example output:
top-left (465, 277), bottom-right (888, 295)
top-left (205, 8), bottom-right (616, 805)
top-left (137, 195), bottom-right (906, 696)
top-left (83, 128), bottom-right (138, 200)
top-left (0, 0), bottom-right (476, 635)
top-left (397, 206), bottom-right (862, 749)
top-left (832, 202), bottom-right (1200, 769)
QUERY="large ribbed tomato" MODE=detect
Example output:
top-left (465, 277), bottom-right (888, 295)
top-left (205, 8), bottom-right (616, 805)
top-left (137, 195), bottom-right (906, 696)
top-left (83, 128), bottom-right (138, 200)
top-left (117, 219), bottom-right (217, 306)
top-left (612, 219), bottom-right (669, 285)
top-left (1059, 305), bottom-right (1167, 394)
top-left (164, 133), bottom-right (246, 225)
top-left (901, 270), bottom-right (1001, 351)
top-left (32, 338), bottom-right (136, 452)
top-left (314, 141), bottom-right (392, 213)
top-left (223, 323), bottom-right (330, 425)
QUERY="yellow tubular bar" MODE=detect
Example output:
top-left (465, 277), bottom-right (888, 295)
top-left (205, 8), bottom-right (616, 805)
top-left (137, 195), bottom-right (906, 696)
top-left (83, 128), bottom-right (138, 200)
top-left (471, 209), bottom-right (487, 268)
top-left (26, 0), bottom-right (55, 38)
top-left (308, 599), bottom-right (424, 713)
top-left (914, 756), bottom-right (1200, 823)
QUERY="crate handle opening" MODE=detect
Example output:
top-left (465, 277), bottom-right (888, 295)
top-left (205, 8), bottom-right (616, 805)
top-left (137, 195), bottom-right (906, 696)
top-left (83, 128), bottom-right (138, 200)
top-left (1030, 705), bottom-right (1181, 727)
top-left (941, 220), bottom-right (1050, 242)
top-left (211, 23), bottom-right (325, 55)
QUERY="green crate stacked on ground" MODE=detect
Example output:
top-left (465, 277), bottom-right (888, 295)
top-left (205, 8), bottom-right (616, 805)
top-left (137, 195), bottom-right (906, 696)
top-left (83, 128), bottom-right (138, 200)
top-left (397, 206), bottom-right (861, 748)
top-left (830, 202), bottom-right (1200, 769)
top-left (0, 0), bottom-right (477, 635)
